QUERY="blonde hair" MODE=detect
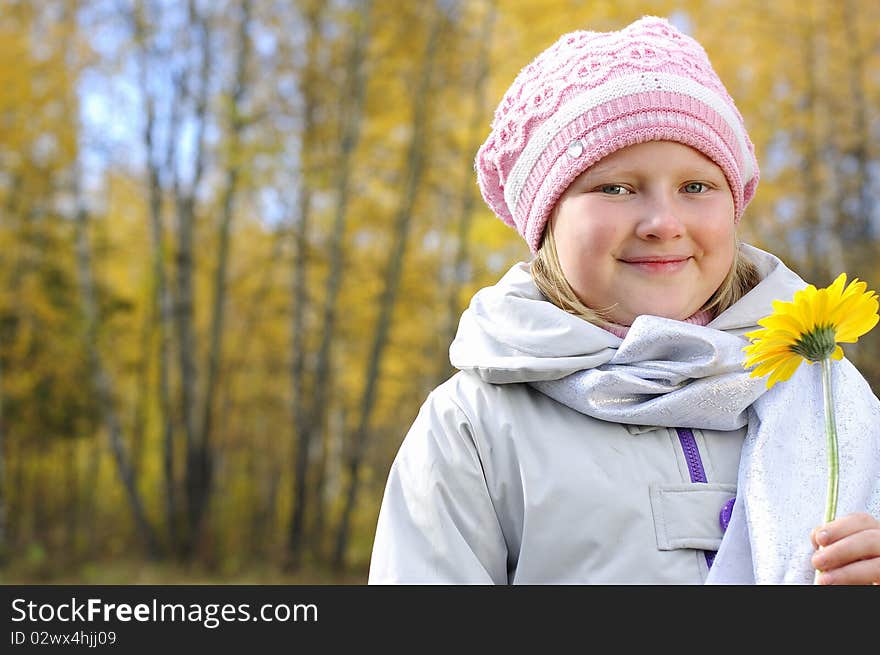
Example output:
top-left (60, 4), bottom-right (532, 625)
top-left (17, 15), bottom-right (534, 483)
top-left (530, 214), bottom-right (760, 326)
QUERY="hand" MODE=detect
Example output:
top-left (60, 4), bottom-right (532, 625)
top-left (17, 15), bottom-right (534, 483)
top-left (810, 512), bottom-right (880, 585)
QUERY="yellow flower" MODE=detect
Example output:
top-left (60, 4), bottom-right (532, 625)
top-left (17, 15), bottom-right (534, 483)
top-left (742, 272), bottom-right (879, 580)
top-left (742, 273), bottom-right (879, 389)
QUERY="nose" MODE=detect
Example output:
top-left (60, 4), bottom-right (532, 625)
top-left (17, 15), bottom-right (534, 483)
top-left (635, 193), bottom-right (684, 240)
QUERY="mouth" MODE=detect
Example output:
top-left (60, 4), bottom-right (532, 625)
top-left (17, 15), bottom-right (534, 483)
top-left (620, 256), bottom-right (691, 273)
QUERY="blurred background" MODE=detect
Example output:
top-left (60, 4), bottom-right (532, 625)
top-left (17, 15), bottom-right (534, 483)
top-left (1, 0), bottom-right (879, 583)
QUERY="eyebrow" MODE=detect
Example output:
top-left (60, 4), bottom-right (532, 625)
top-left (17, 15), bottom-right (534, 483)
top-left (580, 162), bottom-right (723, 180)
top-left (580, 161), bottom-right (619, 179)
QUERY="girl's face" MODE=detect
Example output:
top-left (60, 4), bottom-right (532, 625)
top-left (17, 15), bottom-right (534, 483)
top-left (551, 140), bottom-right (736, 326)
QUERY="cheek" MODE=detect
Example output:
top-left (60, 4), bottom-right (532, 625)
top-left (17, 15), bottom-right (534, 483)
top-left (555, 219), bottom-right (613, 277)
top-left (699, 220), bottom-right (737, 282)
top-left (708, 222), bottom-right (736, 259)
top-left (551, 196), bottom-right (627, 291)
top-left (555, 220), bottom-right (620, 294)
top-left (555, 207), bottom-right (619, 257)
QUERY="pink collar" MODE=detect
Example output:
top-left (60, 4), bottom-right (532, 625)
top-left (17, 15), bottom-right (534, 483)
top-left (603, 309), bottom-right (713, 339)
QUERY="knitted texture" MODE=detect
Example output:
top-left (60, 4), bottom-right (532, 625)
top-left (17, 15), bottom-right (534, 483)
top-left (603, 308), bottom-right (713, 339)
top-left (475, 16), bottom-right (760, 254)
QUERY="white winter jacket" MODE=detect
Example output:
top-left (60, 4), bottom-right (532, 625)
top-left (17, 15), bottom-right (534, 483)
top-left (368, 245), bottom-right (880, 584)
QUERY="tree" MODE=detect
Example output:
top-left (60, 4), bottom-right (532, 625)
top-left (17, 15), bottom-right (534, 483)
top-left (333, 0), bottom-right (444, 571)
top-left (130, 0), bottom-right (179, 552)
top-left (287, 0), bottom-right (373, 570)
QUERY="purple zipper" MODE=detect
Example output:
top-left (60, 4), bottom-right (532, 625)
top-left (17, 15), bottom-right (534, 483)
top-left (675, 428), bottom-right (715, 569)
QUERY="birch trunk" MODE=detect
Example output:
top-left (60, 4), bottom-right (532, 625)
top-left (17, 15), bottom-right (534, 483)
top-left (132, 0), bottom-right (178, 549)
top-left (332, 1), bottom-right (442, 571)
top-left (199, 0), bottom-right (253, 548)
top-left (288, 0), bottom-right (372, 569)
top-left (61, 0), bottom-right (161, 559)
top-left (440, 1), bottom-right (495, 380)
top-left (841, 0), bottom-right (872, 245)
top-left (0, 356), bottom-right (5, 564)
top-left (795, 8), bottom-right (826, 283)
top-left (72, 175), bottom-right (161, 559)
top-left (174, 0), bottom-right (211, 557)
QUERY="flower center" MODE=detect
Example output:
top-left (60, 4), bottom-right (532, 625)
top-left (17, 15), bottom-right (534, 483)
top-left (791, 324), bottom-right (837, 362)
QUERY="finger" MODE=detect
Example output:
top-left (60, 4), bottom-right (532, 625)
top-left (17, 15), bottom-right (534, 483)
top-left (811, 527), bottom-right (880, 572)
top-left (815, 557), bottom-right (880, 585)
top-left (814, 512), bottom-right (879, 547)
top-left (810, 527), bottom-right (822, 549)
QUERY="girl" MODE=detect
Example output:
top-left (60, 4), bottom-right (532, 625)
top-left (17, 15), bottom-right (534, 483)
top-left (368, 16), bottom-right (880, 584)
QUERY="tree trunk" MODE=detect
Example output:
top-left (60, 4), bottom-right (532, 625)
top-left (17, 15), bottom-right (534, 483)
top-left (59, 0), bottom-right (162, 560)
top-left (333, 1), bottom-right (442, 571)
top-left (287, 0), bottom-right (372, 570)
top-left (132, 0), bottom-right (181, 554)
top-left (63, 439), bottom-right (79, 560)
top-left (439, 0), bottom-right (496, 382)
top-left (0, 174), bottom-right (25, 564)
top-left (199, 0), bottom-right (252, 556)
top-left (0, 355), bottom-right (5, 564)
top-left (841, 0), bottom-right (872, 245)
top-left (72, 174), bottom-right (161, 560)
top-left (173, 0), bottom-right (212, 558)
top-left (312, 404), bottom-right (344, 558)
top-left (80, 423), bottom-right (103, 559)
top-left (839, 0), bottom-right (878, 382)
top-left (794, 7), bottom-right (826, 283)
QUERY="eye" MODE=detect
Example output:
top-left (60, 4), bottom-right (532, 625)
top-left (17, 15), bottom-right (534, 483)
top-left (599, 184), bottom-right (631, 195)
top-left (683, 182), bottom-right (709, 193)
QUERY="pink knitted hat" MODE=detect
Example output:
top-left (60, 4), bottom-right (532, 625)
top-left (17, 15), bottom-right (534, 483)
top-left (475, 16), bottom-right (760, 254)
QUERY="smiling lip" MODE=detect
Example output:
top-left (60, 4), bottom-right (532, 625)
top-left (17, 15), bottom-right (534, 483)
top-left (621, 256), bottom-right (691, 273)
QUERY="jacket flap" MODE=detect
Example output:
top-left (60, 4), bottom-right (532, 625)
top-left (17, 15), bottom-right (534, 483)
top-left (649, 483), bottom-right (736, 551)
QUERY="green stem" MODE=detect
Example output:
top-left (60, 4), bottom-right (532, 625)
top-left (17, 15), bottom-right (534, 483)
top-left (821, 357), bottom-right (839, 524)
top-left (814, 358), bottom-right (839, 586)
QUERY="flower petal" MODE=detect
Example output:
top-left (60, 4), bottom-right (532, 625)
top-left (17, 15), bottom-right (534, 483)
top-left (765, 354), bottom-right (803, 389)
top-left (743, 273), bottom-right (878, 387)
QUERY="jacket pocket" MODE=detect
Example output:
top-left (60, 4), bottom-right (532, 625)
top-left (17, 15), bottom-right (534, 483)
top-left (649, 483), bottom-right (736, 551)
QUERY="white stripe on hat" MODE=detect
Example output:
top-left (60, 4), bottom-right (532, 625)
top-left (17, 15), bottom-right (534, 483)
top-left (503, 72), bottom-right (755, 217)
